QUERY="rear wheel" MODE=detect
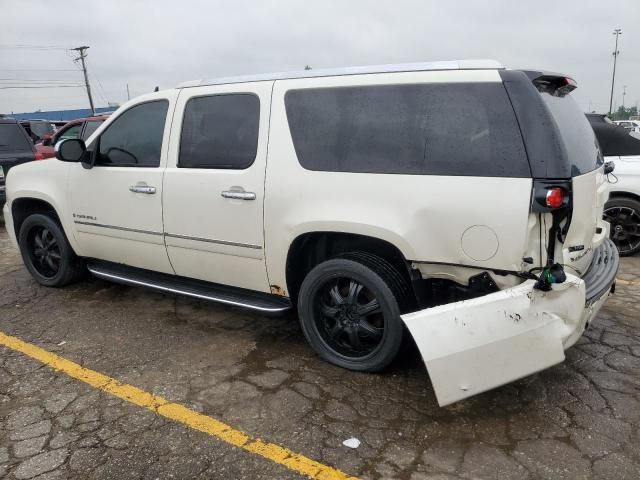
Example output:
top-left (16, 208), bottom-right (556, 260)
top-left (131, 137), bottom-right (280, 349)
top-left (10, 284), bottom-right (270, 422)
top-left (604, 197), bottom-right (640, 256)
top-left (297, 254), bottom-right (408, 372)
top-left (18, 213), bottom-right (85, 287)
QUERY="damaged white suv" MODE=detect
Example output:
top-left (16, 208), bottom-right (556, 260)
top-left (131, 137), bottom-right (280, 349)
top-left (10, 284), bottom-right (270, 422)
top-left (3, 60), bottom-right (618, 405)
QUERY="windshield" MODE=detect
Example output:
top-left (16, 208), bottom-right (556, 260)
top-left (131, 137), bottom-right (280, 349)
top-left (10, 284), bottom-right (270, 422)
top-left (541, 92), bottom-right (603, 176)
top-left (0, 123), bottom-right (32, 152)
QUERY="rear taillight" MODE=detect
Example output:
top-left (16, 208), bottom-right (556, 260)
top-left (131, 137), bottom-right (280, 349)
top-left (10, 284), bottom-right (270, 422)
top-left (545, 187), bottom-right (567, 209)
top-left (34, 152), bottom-right (46, 161)
top-left (532, 181), bottom-right (571, 212)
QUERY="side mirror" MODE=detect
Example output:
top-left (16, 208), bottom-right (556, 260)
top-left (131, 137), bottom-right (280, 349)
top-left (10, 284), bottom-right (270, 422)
top-left (55, 138), bottom-right (86, 163)
top-left (604, 161), bottom-right (615, 175)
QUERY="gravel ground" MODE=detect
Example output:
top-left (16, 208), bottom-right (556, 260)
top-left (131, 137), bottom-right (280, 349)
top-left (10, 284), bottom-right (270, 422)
top-left (0, 223), bottom-right (639, 480)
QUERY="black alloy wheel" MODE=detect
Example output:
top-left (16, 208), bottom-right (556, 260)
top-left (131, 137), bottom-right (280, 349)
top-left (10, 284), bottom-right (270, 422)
top-left (314, 276), bottom-right (384, 358)
top-left (604, 198), bottom-right (640, 256)
top-left (297, 255), bottom-right (407, 372)
top-left (27, 226), bottom-right (62, 278)
top-left (18, 213), bottom-right (85, 287)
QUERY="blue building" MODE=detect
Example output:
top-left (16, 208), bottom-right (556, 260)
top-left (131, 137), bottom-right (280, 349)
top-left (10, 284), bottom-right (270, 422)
top-left (8, 107), bottom-right (117, 122)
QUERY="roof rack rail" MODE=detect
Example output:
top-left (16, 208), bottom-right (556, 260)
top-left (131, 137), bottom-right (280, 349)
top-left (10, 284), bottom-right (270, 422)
top-left (177, 59), bottom-right (504, 89)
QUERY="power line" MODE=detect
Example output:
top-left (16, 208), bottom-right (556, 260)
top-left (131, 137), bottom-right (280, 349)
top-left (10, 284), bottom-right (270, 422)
top-left (0, 78), bottom-right (81, 82)
top-left (85, 58), bottom-right (109, 105)
top-left (0, 85), bottom-right (84, 90)
top-left (0, 68), bottom-right (78, 72)
top-left (0, 44), bottom-right (70, 50)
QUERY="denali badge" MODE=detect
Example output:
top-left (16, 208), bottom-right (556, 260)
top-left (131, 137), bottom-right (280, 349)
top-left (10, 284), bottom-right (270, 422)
top-left (72, 213), bottom-right (97, 221)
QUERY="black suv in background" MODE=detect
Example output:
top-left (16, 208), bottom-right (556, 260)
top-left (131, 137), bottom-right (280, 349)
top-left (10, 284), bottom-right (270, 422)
top-left (0, 119), bottom-right (37, 208)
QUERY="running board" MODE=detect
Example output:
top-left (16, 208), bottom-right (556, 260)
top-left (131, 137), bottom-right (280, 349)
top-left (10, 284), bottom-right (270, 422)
top-left (87, 261), bottom-right (292, 315)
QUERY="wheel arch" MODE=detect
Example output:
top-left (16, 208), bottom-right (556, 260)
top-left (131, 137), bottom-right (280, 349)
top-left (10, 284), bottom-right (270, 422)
top-left (11, 197), bottom-right (71, 249)
top-left (284, 231), bottom-right (417, 307)
top-left (608, 190), bottom-right (640, 203)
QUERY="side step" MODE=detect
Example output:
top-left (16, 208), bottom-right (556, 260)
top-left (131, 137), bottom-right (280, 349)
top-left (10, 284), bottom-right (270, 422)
top-left (87, 260), bottom-right (292, 315)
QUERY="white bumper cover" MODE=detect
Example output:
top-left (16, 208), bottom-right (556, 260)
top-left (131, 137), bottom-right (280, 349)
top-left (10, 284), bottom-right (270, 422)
top-left (402, 273), bottom-right (610, 406)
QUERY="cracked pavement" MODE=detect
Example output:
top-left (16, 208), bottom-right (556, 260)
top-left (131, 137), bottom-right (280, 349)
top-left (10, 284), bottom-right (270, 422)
top-left (0, 222), bottom-right (639, 479)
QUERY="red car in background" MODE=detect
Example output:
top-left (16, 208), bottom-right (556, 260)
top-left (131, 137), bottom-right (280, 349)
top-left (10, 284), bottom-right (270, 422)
top-left (37, 115), bottom-right (108, 159)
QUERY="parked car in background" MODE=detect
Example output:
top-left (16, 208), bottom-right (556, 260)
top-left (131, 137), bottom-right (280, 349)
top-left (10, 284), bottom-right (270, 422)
top-left (0, 167), bottom-right (5, 210)
top-left (614, 119), bottom-right (640, 133)
top-left (0, 119), bottom-right (42, 208)
top-left (36, 116), bottom-right (108, 159)
top-left (4, 61), bottom-right (618, 406)
top-left (588, 113), bottom-right (640, 256)
top-left (20, 120), bottom-right (55, 144)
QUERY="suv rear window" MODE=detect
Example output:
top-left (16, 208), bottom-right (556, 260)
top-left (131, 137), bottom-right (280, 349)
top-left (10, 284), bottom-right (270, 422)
top-left (540, 93), bottom-right (602, 175)
top-left (285, 83), bottom-right (530, 177)
top-left (0, 123), bottom-right (32, 152)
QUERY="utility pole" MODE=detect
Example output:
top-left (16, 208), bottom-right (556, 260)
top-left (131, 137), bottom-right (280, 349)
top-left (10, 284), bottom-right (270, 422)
top-left (608, 29), bottom-right (622, 116)
top-left (126, 83), bottom-right (131, 101)
top-left (72, 46), bottom-right (96, 115)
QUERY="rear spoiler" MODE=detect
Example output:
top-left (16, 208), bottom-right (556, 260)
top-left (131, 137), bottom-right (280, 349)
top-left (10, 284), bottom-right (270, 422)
top-left (521, 70), bottom-right (577, 97)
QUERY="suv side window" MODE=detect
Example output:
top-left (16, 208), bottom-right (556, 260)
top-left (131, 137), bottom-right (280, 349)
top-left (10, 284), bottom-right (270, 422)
top-left (285, 83), bottom-right (530, 177)
top-left (179, 94), bottom-right (259, 169)
top-left (95, 100), bottom-right (168, 167)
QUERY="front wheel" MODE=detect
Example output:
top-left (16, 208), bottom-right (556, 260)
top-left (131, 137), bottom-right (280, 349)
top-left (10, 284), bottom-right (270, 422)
top-left (604, 197), bottom-right (640, 256)
top-left (18, 213), bottom-right (85, 287)
top-left (297, 256), bottom-right (407, 372)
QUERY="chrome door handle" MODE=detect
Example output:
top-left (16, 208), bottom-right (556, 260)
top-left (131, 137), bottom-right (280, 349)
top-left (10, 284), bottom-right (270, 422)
top-left (221, 190), bottom-right (256, 201)
top-left (129, 184), bottom-right (156, 194)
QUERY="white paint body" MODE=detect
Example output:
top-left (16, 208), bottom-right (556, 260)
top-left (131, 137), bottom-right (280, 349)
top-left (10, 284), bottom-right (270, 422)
top-left (607, 154), bottom-right (640, 198)
top-left (2, 62), bottom-right (613, 405)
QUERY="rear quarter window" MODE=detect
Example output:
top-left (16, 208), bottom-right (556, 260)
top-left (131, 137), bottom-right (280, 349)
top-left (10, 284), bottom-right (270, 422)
top-left (284, 82), bottom-right (530, 177)
top-left (541, 93), bottom-right (603, 175)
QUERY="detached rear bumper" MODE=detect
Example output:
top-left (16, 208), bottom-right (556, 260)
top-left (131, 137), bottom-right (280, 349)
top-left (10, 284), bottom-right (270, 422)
top-left (401, 239), bottom-right (619, 406)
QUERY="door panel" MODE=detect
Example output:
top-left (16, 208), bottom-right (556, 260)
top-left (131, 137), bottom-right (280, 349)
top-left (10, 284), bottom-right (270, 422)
top-left (68, 94), bottom-right (177, 273)
top-left (163, 82), bottom-right (273, 292)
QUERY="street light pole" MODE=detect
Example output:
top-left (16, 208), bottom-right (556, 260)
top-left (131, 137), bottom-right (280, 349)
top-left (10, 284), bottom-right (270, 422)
top-left (608, 29), bottom-right (622, 116)
top-left (622, 85), bottom-right (627, 110)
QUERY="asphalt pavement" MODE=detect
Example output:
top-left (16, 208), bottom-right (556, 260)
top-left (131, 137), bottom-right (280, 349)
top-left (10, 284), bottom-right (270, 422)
top-left (0, 223), bottom-right (639, 480)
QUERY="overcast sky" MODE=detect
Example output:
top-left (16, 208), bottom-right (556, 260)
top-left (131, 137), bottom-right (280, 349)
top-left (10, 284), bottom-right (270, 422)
top-left (1, 0), bottom-right (638, 115)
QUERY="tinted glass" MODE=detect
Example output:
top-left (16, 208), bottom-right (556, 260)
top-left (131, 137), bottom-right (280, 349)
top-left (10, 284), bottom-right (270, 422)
top-left (541, 92), bottom-right (602, 175)
top-left (285, 83), bottom-right (529, 177)
top-left (82, 121), bottom-right (101, 140)
top-left (0, 123), bottom-right (32, 152)
top-left (30, 121), bottom-right (53, 138)
top-left (587, 117), bottom-right (640, 157)
top-left (179, 94), bottom-right (259, 169)
top-left (57, 124), bottom-right (82, 142)
top-left (96, 101), bottom-right (168, 167)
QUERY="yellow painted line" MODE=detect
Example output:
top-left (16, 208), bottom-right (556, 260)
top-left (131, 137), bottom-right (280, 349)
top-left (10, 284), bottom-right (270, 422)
top-left (616, 278), bottom-right (640, 286)
top-left (0, 331), bottom-right (357, 480)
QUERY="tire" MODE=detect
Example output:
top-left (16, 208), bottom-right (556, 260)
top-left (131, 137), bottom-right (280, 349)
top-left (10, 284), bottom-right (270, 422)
top-left (604, 197), bottom-right (640, 256)
top-left (297, 255), bottom-right (408, 372)
top-left (18, 213), bottom-right (85, 287)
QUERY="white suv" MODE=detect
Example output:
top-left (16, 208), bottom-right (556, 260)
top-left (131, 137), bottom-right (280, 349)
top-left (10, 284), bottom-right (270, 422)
top-left (588, 114), bottom-right (640, 256)
top-left (3, 60), bottom-right (618, 405)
